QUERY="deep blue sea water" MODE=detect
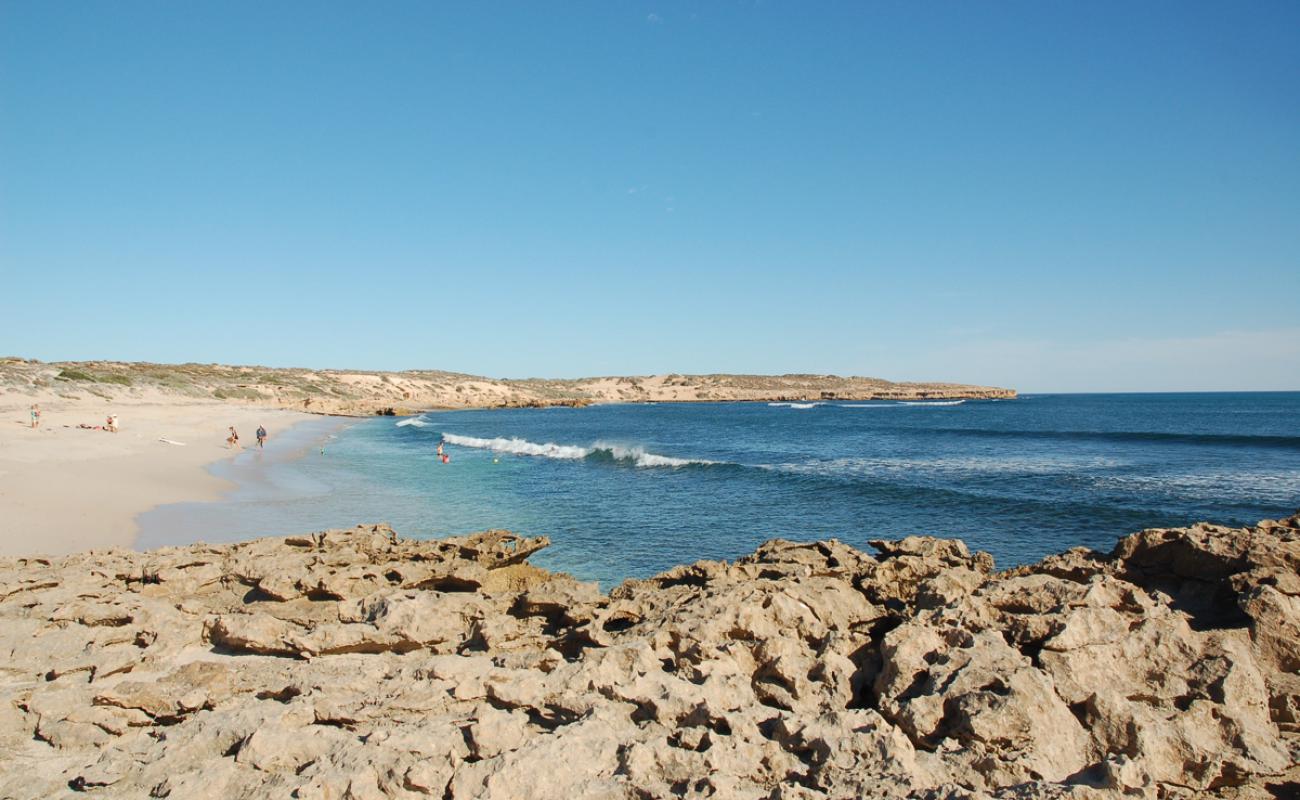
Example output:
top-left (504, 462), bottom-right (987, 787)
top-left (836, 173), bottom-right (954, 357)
top-left (138, 393), bottom-right (1300, 589)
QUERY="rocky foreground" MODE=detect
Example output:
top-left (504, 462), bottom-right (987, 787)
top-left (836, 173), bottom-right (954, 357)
top-left (1, 518), bottom-right (1297, 799)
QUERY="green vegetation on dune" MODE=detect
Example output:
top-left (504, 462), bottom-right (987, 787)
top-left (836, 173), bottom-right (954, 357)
top-left (55, 368), bottom-right (131, 386)
top-left (4, 358), bottom-right (1015, 415)
top-left (211, 387), bottom-right (266, 401)
top-left (55, 368), bottom-right (96, 382)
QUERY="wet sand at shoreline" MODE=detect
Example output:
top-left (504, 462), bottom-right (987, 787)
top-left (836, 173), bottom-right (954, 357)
top-left (0, 396), bottom-right (322, 556)
top-left (134, 413), bottom-right (353, 550)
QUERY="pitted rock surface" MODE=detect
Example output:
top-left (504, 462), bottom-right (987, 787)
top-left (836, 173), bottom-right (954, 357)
top-left (1, 517), bottom-right (1298, 799)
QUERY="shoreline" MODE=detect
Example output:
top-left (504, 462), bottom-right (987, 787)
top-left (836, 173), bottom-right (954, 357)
top-left (405, 394), bottom-right (1020, 412)
top-left (134, 414), bottom-right (352, 550)
top-left (0, 397), bottom-right (321, 557)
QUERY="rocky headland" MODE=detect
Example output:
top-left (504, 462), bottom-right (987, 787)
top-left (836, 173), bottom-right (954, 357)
top-left (1, 358), bottom-right (1016, 416)
top-left (2, 515), bottom-right (1297, 799)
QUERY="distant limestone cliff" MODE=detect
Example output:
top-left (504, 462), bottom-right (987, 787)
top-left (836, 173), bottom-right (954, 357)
top-left (0, 358), bottom-right (1016, 416)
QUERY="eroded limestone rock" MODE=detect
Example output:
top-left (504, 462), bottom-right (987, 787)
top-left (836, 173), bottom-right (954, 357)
top-left (0, 516), bottom-right (1297, 799)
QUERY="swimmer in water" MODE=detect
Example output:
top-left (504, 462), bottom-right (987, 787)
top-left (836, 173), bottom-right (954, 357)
top-left (436, 440), bottom-right (444, 457)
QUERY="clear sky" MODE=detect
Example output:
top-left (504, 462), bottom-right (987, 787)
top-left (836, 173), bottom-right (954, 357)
top-left (2, 2), bottom-right (1297, 392)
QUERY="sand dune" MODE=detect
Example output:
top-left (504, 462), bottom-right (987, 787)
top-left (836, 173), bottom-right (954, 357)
top-left (1, 358), bottom-right (1016, 417)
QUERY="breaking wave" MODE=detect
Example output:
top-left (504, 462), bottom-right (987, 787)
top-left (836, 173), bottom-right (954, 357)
top-left (779, 400), bottom-right (968, 409)
top-left (442, 433), bottom-right (587, 459)
top-left (395, 417), bottom-right (432, 428)
top-left (590, 444), bottom-right (712, 468)
top-left (440, 433), bottom-right (716, 468)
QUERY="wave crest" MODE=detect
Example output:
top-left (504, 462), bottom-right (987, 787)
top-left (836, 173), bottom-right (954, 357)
top-left (442, 433), bottom-right (588, 459)
top-left (594, 442), bottom-right (713, 468)
top-left (442, 433), bottom-right (715, 468)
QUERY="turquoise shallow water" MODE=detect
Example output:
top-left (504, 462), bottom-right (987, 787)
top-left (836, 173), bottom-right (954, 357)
top-left (138, 393), bottom-right (1300, 589)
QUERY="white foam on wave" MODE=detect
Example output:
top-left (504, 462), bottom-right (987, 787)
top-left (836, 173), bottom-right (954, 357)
top-left (839, 400), bottom-right (965, 408)
top-left (395, 417), bottom-right (432, 428)
top-left (1088, 470), bottom-right (1300, 506)
top-left (594, 442), bottom-right (716, 468)
top-left (763, 453), bottom-right (1123, 477)
top-left (768, 402), bottom-right (822, 409)
top-left (442, 433), bottom-right (713, 468)
top-left (442, 433), bottom-right (589, 459)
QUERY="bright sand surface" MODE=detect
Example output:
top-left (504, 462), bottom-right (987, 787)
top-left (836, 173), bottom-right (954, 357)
top-left (0, 394), bottom-right (324, 557)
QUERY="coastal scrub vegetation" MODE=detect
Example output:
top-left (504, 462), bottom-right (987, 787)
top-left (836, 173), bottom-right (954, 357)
top-left (55, 368), bottom-right (132, 386)
top-left (4, 358), bottom-right (1016, 416)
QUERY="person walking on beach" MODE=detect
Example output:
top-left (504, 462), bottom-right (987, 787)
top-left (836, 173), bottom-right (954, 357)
top-left (30, 404), bottom-right (40, 429)
top-left (227, 427), bottom-right (240, 449)
top-left (256, 425), bottom-right (267, 448)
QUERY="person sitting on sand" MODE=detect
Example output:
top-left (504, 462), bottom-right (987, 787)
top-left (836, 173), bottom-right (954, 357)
top-left (106, 414), bottom-right (118, 433)
top-left (30, 404), bottom-right (40, 429)
top-left (227, 427), bottom-right (240, 449)
top-left (256, 425), bottom-right (267, 448)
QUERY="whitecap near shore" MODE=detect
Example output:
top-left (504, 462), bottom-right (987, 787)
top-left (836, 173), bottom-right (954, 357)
top-left (394, 417), bottom-right (432, 428)
top-left (440, 432), bottom-right (715, 468)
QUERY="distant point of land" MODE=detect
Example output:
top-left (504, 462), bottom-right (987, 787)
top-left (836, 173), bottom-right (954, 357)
top-left (1, 357), bottom-right (1015, 416)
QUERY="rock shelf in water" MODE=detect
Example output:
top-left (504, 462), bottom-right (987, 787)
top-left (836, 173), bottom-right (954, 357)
top-left (1, 516), bottom-right (1297, 798)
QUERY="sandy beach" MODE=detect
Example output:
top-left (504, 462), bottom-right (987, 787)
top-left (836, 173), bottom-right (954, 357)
top-left (0, 393), bottom-right (316, 556)
top-left (0, 359), bottom-right (1015, 559)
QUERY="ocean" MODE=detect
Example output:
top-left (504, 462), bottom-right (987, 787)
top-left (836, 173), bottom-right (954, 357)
top-left (137, 393), bottom-right (1300, 589)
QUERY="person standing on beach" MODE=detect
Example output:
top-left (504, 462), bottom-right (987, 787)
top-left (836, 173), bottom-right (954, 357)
top-left (227, 427), bottom-right (240, 449)
top-left (30, 404), bottom-right (40, 429)
top-left (256, 425), bottom-right (267, 448)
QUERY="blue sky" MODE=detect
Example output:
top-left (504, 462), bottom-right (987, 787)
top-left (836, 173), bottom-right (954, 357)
top-left (2, 2), bottom-right (1297, 392)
